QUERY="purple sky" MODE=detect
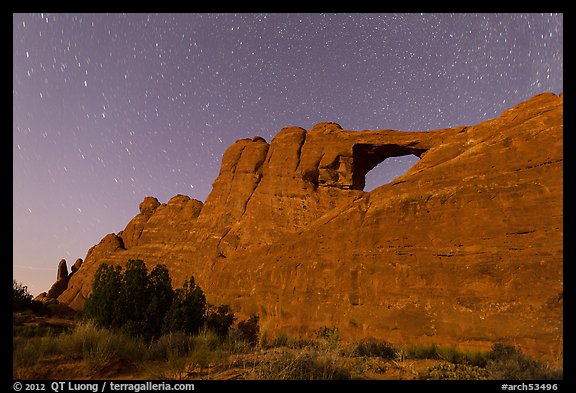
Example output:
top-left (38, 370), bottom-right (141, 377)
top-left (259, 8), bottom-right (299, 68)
top-left (13, 13), bottom-right (563, 296)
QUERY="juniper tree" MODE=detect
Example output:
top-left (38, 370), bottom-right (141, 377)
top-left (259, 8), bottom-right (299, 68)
top-left (163, 275), bottom-right (207, 335)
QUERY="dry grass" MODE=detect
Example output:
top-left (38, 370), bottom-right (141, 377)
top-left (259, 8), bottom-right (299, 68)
top-left (13, 314), bottom-right (562, 380)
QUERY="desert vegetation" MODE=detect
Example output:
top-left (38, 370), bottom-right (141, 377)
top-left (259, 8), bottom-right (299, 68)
top-left (82, 260), bottom-right (236, 341)
top-left (13, 271), bottom-right (563, 380)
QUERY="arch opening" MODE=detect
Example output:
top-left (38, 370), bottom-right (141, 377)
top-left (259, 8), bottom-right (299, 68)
top-left (352, 144), bottom-right (426, 191)
top-left (363, 155), bottom-right (420, 191)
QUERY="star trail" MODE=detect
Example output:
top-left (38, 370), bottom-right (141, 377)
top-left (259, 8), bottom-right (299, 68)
top-left (13, 13), bottom-right (563, 295)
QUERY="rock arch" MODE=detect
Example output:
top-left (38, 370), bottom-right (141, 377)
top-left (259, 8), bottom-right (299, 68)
top-left (351, 143), bottom-right (427, 190)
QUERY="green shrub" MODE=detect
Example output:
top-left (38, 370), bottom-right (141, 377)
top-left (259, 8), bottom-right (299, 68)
top-left (489, 342), bottom-right (519, 360)
top-left (84, 261), bottom-right (175, 340)
top-left (404, 343), bottom-right (441, 359)
top-left (13, 280), bottom-right (33, 311)
top-left (253, 350), bottom-right (351, 380)
top-left (351, 356), bottom-right (388, 374)
top-left (206, 304), bottom-right (236, 339)
top-left (191, 328), bottom-right (222, 352)
top-left (162, 276), bottom-right (207, 336)
top-left (13, 333), bottom-right (69, 368)
top-left (486, 343), bottom-right (562, 380)
top-left (83, 263), bottom-right (123, 328)
top-left (257, 329), bottom-right (291, 349)
top-left (146, 264), bottom-right (176, 339)
top-left (287, 338), bottom-right (316, 349)
top-left (350, 337), bottom-right (398, 359)
top-left (146, 332), bottom-right (194, 361)
top-left (421, 363), bottom-right (489, 380)
top-left (13, 322), bottom-right (71, 338)
top-left (60, 322), bottom-right (146, 371)
top-left (315, 326), bottom-right (341, 350)
top-left (13, 280), bottom-right (46, 314)
top-left (403, 343), bottom-right (489, 367)
top-left (237, 314), bottom-right (260, 346)
top-left (188, 332), bottom-right (224, 370)
top-left (83, 260), bottom-right (236, 343)
top-left (258, 331), bottom-right (314, 350)
top-left (13, 322), bottom-right (145, 371)
top-left (222, 329), bottom-right (253, 354)
top-left (270, 330), bottom-right (289, 348)
top-left (458, 349), bottom-right (490, 368)
top-left (13, 336), bottom-right (44, 367)
top-left (14, 324), bottom-right (43, 338)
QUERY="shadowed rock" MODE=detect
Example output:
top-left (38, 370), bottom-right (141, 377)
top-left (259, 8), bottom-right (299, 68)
top-left (70, 258), bottom-right (83, 275)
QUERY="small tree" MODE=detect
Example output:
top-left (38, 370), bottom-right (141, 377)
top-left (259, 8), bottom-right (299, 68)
top-left (237, 314), bottom-right (260, 346)
top-left (206, 304), bottom-right (236, 339)
top-left (84, 261), bottom-right (235, 343)
top-left (163, 275), bottom-right (207, 335)
top-left (13, 280), bottom-right (33, 311)
top-left (114, 259), bottom-right (151, 336)
top-left (146, 264), bottom-right (174, 339)
top-left (85, 260), bottom-right (179, 341)
top-left (84, 263), bottom-right (123, 328)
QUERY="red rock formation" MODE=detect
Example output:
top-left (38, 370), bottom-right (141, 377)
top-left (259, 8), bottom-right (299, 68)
top-left (70, 258), bottom-right (83, 276)
top-left (45, 259), bottom-right (69, 299)
top-left (53, 92), bottom-right (562, 363)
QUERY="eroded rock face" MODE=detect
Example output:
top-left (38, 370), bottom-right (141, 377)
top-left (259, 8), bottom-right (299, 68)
top-left (53, 93), bottom-right (563, 363)
top-left (47, 278), bottom-right (68, 299)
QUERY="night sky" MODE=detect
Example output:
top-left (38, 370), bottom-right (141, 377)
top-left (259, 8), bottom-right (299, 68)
top-left (13, 13), bottom-right (563, 295)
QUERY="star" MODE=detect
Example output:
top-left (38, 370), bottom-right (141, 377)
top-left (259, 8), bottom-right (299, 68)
top-left (12, 12), bottom-right (563, 295)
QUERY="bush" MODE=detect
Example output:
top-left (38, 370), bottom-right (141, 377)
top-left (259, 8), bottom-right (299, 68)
top-left (488, 342), bottom-right (521, 361)
top-left (351, 337), bottom-right (398, 360)
top-left (83, 263), bottom-right (123, 328)
top-left (189, 329), bottom-right (224, 368)
top-left (146, 332), bottom-right (194, 361)
top-left (146, 264), bottom-right (175, 339)
top-left (421, 363), bottom-right (489, 380)
top-left (253, 350), bottom-right (351, 380)
top-left (222, 329), bottom-right (253, 354)
top-left (486, 343), bottom-right (562, 380)
top-left (13, 336), bottom-right (44, 367)
top-left (13, 280), bottom-right (33, 311)
top-left (315, 326), bottom-right (341, 350)
top-left (191, 328), bottom-right (222, 352)
top-left (270, 331), bottom-right (289, 348)
top-left (13, 280), bottom-right (45, 314)
top-left (237, 314), bottom-right (260, 346)
top-left (206, 304), bottom-right (236, 339)
top-left (114, 260), bottom-right (153, 337)
top-left (13, 322), bottom-right (147, 372)
top-left (84, 261), bottom-right (175, 340)
top-left (162, 276), bottom-right (207, 336)
top-left (403, 343), bottom-right (489, 367)
top-left (13, 322), bottom-right (71, 338)
top-left (84, 260), bottom-right (237, 343)
top-left (404, 343), bottom-right (441, 360)
top-left (66, 322), bottom-right (146, 372)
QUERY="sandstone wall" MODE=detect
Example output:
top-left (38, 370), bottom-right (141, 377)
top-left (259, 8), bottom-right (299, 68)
top-left (55, 93), bottom-right (563, 363)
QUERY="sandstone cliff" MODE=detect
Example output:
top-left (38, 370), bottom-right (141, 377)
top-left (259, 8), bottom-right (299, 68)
top-left (52, 92), bottom-right (563, 363)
